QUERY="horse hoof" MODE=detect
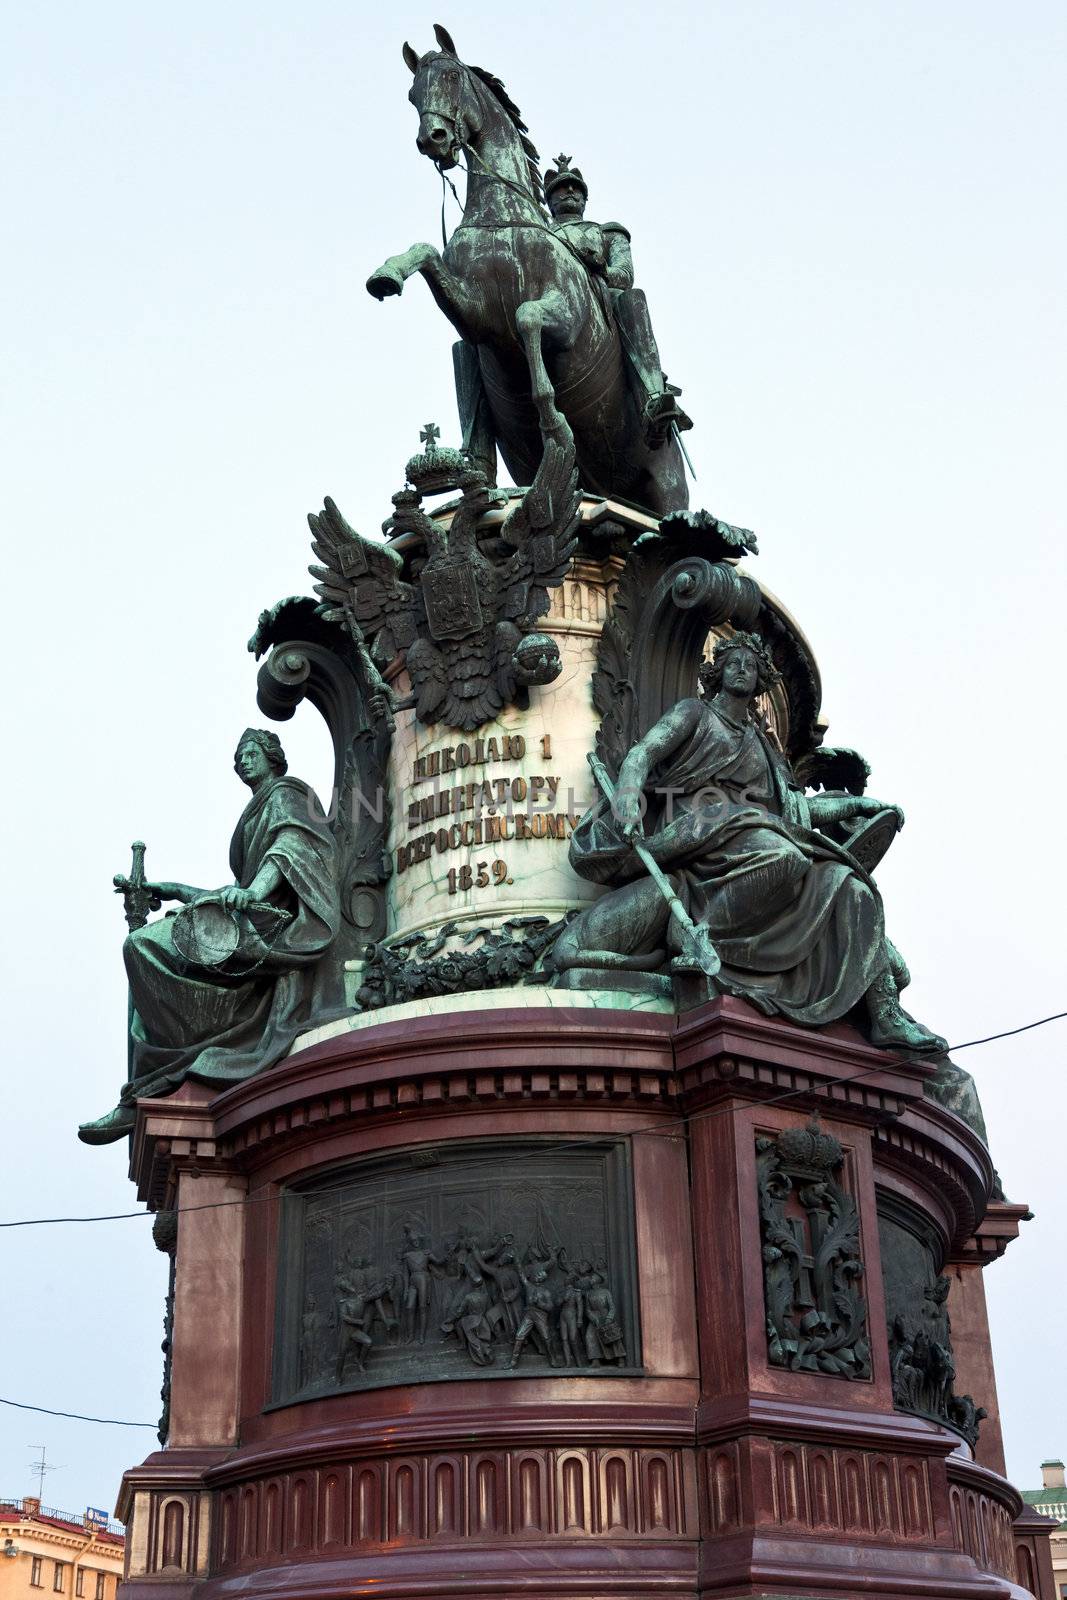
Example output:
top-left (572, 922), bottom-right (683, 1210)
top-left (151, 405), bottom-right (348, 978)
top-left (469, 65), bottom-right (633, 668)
top-left (366, 268), bottom-right (404, 300)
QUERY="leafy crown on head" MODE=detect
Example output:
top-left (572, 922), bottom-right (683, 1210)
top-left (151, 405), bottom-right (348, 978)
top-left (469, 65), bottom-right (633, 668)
top-left (699, 631), bottom-right (781, 699)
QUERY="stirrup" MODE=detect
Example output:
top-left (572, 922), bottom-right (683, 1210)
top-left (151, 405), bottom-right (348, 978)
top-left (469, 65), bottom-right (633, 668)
top-left (643, 389), bottom-right (692, 446)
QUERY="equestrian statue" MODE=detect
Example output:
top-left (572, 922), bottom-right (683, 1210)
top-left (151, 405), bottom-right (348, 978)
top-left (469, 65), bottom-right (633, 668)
top-left (366, 24), bottom-right (691, 517)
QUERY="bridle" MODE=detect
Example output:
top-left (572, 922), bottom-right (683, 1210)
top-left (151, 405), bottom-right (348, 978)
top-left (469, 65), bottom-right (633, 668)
top-left (417, 60), bottom-right (548, 243)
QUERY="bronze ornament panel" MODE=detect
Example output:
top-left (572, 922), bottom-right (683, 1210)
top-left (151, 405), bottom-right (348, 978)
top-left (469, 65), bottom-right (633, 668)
top-left (272, 1139), bottom-right (641, 1402)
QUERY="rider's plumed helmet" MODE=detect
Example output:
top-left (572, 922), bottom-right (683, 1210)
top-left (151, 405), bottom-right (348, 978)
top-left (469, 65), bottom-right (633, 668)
top-left (544, 153), bottom-right (588, 207)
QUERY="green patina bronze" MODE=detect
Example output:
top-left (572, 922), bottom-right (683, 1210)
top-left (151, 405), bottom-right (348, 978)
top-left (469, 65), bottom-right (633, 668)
top-left (77, 27), bottom-right (997, 1164)
top-left (542, 154), bottom-right (691, 450)
top-left (366, 25), bottom-right (690, 516)
top-left (307, 414), bottom-right (581, 732)
top-left (553, 632), bottom-right (947, 1054)
top-left (78, 730), bottom-right (340, 1144)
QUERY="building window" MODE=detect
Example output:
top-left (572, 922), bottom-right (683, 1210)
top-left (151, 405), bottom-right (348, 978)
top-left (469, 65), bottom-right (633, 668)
top-left (75, 1574), bottom-right (84, 1598)
top-left (53, 1564), bottom-right (66, 1593)
top-left (94, 1578), bottom-right (104, 1600)
top-left (31, 1559), bottom-right (43, 1588)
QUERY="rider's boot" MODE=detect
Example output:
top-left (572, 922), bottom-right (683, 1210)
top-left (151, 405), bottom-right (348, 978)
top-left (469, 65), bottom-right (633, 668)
top-left (614, 289), bottom-right (693, 446)
top-left (644, 381), bottom-right (693, 447)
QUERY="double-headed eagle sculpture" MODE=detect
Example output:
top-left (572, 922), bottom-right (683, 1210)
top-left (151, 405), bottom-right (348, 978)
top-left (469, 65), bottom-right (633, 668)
top-left (307, 422), bottom-right (582, 733)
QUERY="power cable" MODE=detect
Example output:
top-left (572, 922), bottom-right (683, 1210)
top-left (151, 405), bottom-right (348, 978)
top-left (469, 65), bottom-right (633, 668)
top-left (0, 1396), bottom-right (156, 1428)
top-left (1, 1007), bottom-right (1062, 1432)
top-left (1, 1008), bottom-right (1063, 1232)
top-left (941, 1011), bottom-right (1067, 1051)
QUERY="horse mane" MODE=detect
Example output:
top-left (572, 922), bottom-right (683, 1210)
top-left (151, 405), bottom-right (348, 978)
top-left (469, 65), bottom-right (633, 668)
top-left (468, 63), bottom-right (545, 207)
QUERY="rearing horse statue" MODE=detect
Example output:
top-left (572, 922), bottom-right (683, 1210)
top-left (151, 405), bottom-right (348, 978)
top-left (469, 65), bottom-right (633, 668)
top-left (366, 25), bottom-right (689, 518)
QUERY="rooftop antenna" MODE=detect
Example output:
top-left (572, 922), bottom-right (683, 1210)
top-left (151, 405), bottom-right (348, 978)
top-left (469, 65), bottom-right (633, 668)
top-left (27, 1446), bottom-right (60, 1502)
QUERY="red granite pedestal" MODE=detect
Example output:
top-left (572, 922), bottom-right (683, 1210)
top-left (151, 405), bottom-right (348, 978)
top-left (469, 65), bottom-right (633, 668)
top-left (116, 997), bottom-right (1051, 1600)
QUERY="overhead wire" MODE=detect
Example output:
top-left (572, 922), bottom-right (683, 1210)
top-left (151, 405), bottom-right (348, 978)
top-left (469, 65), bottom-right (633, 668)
top-left (0, 1396), bottom-right (156, 1428)
top-left (0, 1007), bottom-right (1062, 1431)
top-left (1, 1008), bottom-right (1063, 1232)
top-left (9, 102), bottom-right (1058, 1434)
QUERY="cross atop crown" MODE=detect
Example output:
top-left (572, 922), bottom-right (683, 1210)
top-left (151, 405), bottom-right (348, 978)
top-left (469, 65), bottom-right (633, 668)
top-left (405, 423), bottom-right (468, 495)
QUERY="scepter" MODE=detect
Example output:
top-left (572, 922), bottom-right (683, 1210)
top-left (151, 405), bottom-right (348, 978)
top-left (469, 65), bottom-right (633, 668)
top-left (333, 601), bottom-right (399, 734)
top-left (587, 752), bottom-right (720, 979)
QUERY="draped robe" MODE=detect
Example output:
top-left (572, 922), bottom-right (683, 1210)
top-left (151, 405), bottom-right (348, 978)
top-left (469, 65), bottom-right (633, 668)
top-left (120, 775), bottom-right (339, 1103)
top-left (568, 699), bottom-right (887, 1024)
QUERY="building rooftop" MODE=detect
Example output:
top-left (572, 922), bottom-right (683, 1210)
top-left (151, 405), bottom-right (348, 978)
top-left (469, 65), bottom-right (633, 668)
top-left (1021, 1454), bottom-right (1067, 1522)
top-left (1020, 1489), bottom-right (1067, 1527)
top-left (0, 1499), bottom-right (124, 1545)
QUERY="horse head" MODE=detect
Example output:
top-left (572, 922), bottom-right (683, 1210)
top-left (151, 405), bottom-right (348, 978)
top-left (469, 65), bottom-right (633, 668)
top-left (403, 25), bottom-right (483, 171)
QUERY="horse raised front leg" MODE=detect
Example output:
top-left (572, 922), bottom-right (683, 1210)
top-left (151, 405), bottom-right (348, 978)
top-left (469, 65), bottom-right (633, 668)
top-left (367, 248), bottom-right (483, 347)
top-left (515, 289), bottom-right (571, 432)
top-left (366, 243), bottom-right (440, 301)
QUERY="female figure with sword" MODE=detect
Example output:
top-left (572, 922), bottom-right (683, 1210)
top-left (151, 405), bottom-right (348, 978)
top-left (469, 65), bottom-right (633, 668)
top-left (554, 633), bottom-right (944, 1053)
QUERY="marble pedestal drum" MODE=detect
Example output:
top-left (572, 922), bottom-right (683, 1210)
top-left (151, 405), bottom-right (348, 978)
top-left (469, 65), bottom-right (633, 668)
top-left (116, 995), bottom-right (1051, 1600)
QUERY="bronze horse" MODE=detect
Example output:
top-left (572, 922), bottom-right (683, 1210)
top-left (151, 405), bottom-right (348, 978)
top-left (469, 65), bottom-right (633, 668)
top-left (367, 26), bottom-right (689, 518)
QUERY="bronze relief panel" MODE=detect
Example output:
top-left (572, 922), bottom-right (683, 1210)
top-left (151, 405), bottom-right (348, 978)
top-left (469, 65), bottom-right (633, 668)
top-left (272, 1139), bottom-right (640, 1403)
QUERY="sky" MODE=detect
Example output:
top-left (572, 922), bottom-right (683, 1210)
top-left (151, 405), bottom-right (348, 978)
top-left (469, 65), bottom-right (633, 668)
top-left (1, 0), bottom-right (1065, 1512)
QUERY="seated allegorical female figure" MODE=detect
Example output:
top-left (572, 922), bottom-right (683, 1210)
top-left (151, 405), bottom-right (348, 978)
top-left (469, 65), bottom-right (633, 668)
top-left (78, 728), bottom-right (339, 1144)
top-left (553, 632), bottom-right (945, 1053)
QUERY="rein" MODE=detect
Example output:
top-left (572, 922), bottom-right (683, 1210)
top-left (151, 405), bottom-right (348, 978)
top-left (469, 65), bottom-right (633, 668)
top-left (424, 78), bottom-right (697, 482)
top-left (427, 74), bottom-right (565, 251)
top-left (457, 149), bottom-right (657, 403)
top-left (455, 148), bottom-right (595, 277)
top-left (423, 67), bottom-right (599, 283)
top-left (437, 164), bottom-right (463, 248)
top-left (464, 142), bottom-right (545, 215)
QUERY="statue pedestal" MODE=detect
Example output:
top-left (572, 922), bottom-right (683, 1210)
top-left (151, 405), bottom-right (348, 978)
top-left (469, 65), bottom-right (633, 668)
top-left (116, 997), bottom-right (1049, 1599)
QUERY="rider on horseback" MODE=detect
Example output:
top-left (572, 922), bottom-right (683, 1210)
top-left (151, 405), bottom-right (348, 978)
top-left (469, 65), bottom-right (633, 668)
top-left (544, 155), bottom-right (692, 450)
top-left (370, 27), bottom-right (691, 514)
